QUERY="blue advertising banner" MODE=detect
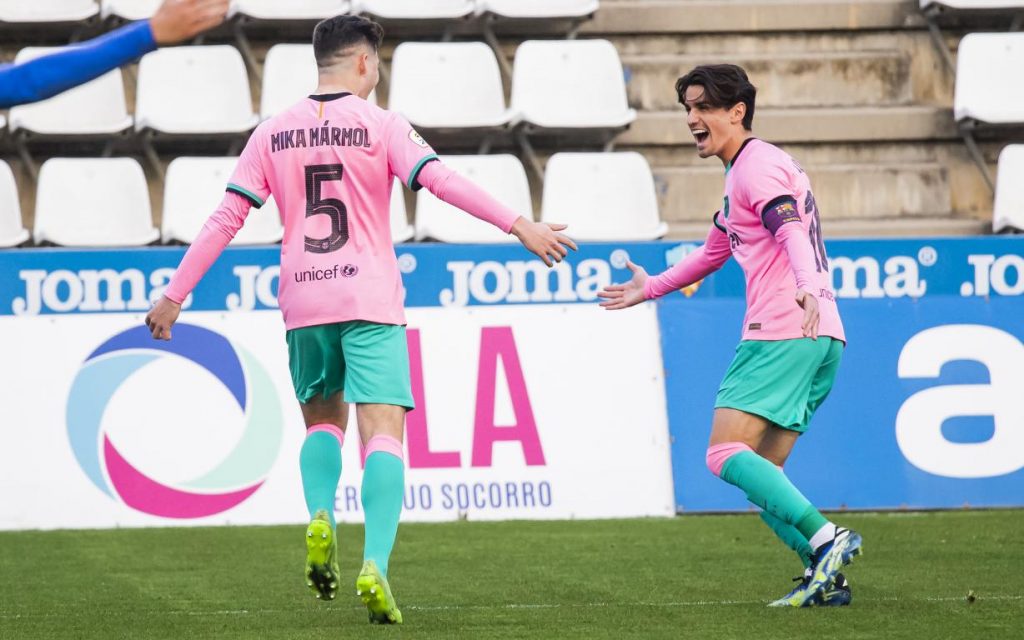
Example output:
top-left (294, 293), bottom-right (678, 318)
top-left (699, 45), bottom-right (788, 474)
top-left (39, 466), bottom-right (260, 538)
top-left (0, 243), bottom-right (673, 315)
top-left (657, 236), bottom-right (1024, 511)
top-left (1, 236), bottom-right (1021, 513)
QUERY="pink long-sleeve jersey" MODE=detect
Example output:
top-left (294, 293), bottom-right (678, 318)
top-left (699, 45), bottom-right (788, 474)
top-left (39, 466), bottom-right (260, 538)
top-left (164, 92), bottom-right (520, 329)
top-left (646, 138), bottom-right (845, 343)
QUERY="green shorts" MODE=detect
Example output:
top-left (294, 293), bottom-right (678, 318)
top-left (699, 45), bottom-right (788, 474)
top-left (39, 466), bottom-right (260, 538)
top-left (286, 321), bottom-right (414, 409)
top-left (714, 337), bottom-right (843, 433)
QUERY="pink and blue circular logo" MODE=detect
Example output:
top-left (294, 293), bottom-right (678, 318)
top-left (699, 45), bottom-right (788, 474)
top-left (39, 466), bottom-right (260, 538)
top-left (66, 324), bottom-right (283, 519)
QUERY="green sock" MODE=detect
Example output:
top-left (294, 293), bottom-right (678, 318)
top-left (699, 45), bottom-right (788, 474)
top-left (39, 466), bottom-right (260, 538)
top-left (720, 450), bottom-right (829, 540)
top-left (299, 430), bottom-right (342, 528)
top-left (760, 510), bottom-right (814, 568)
top-left (362, 450), bottom-right (405, 578)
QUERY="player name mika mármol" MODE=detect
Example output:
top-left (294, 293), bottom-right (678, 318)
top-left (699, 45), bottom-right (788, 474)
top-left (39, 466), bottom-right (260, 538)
top-left (270, 122), bottom-right (371, 153)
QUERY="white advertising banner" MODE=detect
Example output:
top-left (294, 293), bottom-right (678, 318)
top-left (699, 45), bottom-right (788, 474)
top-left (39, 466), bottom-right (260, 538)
top-left (0, 304), bottom-right (675, 530)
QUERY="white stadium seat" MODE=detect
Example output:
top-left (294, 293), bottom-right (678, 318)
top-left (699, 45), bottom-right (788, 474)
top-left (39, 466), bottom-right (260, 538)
top-left (0, 0), bottom-right (98, 22)
top-left (954, 33), bottom-right (1024, 124)
top-left (415, 155), bottom-right (528, 243)
top-left (354, 0), bottom-right (475, 19)
top-left (511, 39), bottom-right (636, 130)
top-left (135, 45), bottom-right (259, 135)
top-left (34, 158), bottom-right (159, 247)
top-left (477, 0), bottom-right (599, 19)
top-left (229, 0), bottom-right (349, 20)
top-left (389, 42), bottom-right (517, 130)
top-left (261, 44), bottom-right (320, 120)
top-left (101, 0), bottom-right (161, 20)
top-left (9, 47), bottom-right (132, 136)
top-left (994, 145), bottom-right (1024, 233)
top-left (163, 157), bottom-right (283, 245)
top-left (260, 44), bottom-right (379, 120)
top-left (541, 152), bottom-right (666, 241)
top-left (390, 181), bottom-right (414, 243)
top-left (0, 161), bottom-right (29, 248)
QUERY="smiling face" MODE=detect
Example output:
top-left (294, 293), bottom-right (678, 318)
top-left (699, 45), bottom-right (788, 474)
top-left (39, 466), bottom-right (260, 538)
top-left (682, 84), bottom-right (748, 162)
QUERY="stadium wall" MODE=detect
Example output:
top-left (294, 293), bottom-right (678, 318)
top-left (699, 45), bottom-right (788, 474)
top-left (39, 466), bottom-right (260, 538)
top-left (0, 237), bottom-right (1021, 530)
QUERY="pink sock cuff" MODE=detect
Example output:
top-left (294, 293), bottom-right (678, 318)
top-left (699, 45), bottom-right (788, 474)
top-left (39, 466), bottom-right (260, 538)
top-left (307, 423), bottom-right (344, 448)
top-left (364, 435), bottom-right (404, 462)
top-left (706, 442), bottom-right (753, 477)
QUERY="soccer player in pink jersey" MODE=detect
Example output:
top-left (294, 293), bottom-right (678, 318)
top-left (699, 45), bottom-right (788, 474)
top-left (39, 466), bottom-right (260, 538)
top-left (144, 15), bottom-right (576, 624)
top-left (598, 65), bottom-right (862, 607)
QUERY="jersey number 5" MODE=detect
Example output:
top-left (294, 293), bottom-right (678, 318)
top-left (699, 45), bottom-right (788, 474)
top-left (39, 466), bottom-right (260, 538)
top-left (304, 164), bottom-right (348, 254)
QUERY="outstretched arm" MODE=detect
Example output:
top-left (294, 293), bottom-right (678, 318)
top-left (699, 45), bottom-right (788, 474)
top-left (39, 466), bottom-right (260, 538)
top-left (0, 0), bottom-right (228, 109)
top-left (599, 215), bottom-right (731, 310)
top-left (0, 21), bottom-right (154, 109)
top-left (416, 160), bottom-right (578, 267)
top-left (145, 191), bottom-right (252, 340)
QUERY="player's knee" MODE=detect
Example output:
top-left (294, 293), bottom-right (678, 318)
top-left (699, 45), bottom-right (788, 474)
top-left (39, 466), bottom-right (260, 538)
top-left (706, 442), bottom-right (753, 478)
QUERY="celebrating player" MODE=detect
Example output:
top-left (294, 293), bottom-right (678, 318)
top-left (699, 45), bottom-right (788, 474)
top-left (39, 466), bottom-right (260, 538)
top-left (598, 64), bottom-right (861, 607)
top-left (0, 0), bottom-right (229, 109)
top-left (145, 15), bottom-right (576, 624)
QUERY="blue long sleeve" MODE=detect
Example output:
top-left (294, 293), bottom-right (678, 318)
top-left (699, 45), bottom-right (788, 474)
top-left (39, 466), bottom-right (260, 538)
top-left (0, 20), bottom-right (156, 109)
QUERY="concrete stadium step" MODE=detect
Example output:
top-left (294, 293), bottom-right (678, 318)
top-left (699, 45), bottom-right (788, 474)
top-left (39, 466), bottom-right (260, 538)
top-left (664, 216), bottom-right (989, 240)
top-left (583, 0), bottom-right (925, 35)
top-left (622, 50), bottom-right (913, 110)
top-left (619, 106), bottom-right (957, 145)
top-left (652, 162), bottom-right (952, 222)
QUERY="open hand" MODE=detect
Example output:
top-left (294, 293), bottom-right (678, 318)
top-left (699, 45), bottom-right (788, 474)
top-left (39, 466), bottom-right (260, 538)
top-left (511, 218), bottom-right (578, 267)
top-left (145, 296), bottom-right (182, 340)
top-left (150, 0), bottom-right (229, 45)
top-left (795, 289), bottom-right (819, 339)
top-left (598, 260), bottom-right (648, 310)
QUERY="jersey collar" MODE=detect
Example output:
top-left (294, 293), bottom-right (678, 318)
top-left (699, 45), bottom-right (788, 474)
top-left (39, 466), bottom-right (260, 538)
top-left (724, 137), bottom-right (757, 175)
top-left (308, 91), bottom-right (354, 102)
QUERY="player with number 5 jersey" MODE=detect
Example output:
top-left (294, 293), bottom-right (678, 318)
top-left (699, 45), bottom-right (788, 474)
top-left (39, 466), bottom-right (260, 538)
top-left (598, 64), bottom-right (861, 609)
top-left (144, 14), bottom-right (576, 626)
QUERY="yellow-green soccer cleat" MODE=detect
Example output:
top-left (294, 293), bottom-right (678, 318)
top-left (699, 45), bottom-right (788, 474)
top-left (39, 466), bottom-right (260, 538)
top-left (304, 510), bottom-right (340, 601)
top-left (768, 528), bottom-right (863, 608)
top-left (355, 560), bottom-right (403, 624)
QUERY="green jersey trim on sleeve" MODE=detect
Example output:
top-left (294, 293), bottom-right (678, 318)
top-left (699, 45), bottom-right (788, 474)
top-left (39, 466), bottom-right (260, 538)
top-left (407, 154), bottom-right (439, 192)
top-left (712, 211), bottom-right (727, 233)
top-left (226, 183), bottom-right (264, 209)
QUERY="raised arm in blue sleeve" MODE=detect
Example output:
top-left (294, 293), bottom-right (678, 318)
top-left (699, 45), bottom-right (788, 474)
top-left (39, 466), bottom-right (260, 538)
top-left (0, 20), bottom-right (156, 109)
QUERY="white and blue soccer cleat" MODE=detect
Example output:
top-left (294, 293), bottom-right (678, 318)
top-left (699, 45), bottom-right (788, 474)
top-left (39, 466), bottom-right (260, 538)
top-left (819, 572), bottom-right (852, 607)
top-left (768, 528), bottom-right (862, 607)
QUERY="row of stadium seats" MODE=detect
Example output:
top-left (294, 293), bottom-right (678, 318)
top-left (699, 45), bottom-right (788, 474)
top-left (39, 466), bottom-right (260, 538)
top-left (0, 152), bottom-right (666, 248)
top-left (2, 40), bottom-right (633, 141)
top-left (948, 25), bottom-right (1024, 229)
top-left (0, 0), bottom-right (599, 24)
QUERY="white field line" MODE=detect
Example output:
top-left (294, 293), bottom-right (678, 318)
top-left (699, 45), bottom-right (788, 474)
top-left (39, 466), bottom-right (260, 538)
top-left (0, 595), bottom-right (1021, 619)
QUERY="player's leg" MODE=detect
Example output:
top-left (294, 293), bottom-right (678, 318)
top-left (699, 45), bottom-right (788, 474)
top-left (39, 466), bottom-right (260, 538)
top-left (756, 429), bottom-right (814, 570)
top-left (791, 337), bottom-right (860, 606)
top-left (298, 393), bottom-right (347, 600)
top-left (338, 320), bottom-right (413, 624)
top-left (355, 403), bottom-right (406, 624)
top-left (288, 324), bottom-right (348, 600)
top-left (757, 427), bottom-right (851, 606)
top-left (708, 339), bottom-right (858, 606)
top-left (708, 408), bottom-right (828, 540)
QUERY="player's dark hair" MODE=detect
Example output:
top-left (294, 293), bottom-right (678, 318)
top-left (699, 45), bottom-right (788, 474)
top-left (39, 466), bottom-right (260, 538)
top-left (675, 64), bottom-right (757, 131)
top-left (312, 15), bottom-right (384, 68)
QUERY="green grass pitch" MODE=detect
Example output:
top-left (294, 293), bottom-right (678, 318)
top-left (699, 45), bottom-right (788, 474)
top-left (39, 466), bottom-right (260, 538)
top-left (2, 510), bottom-right (1021, 639)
